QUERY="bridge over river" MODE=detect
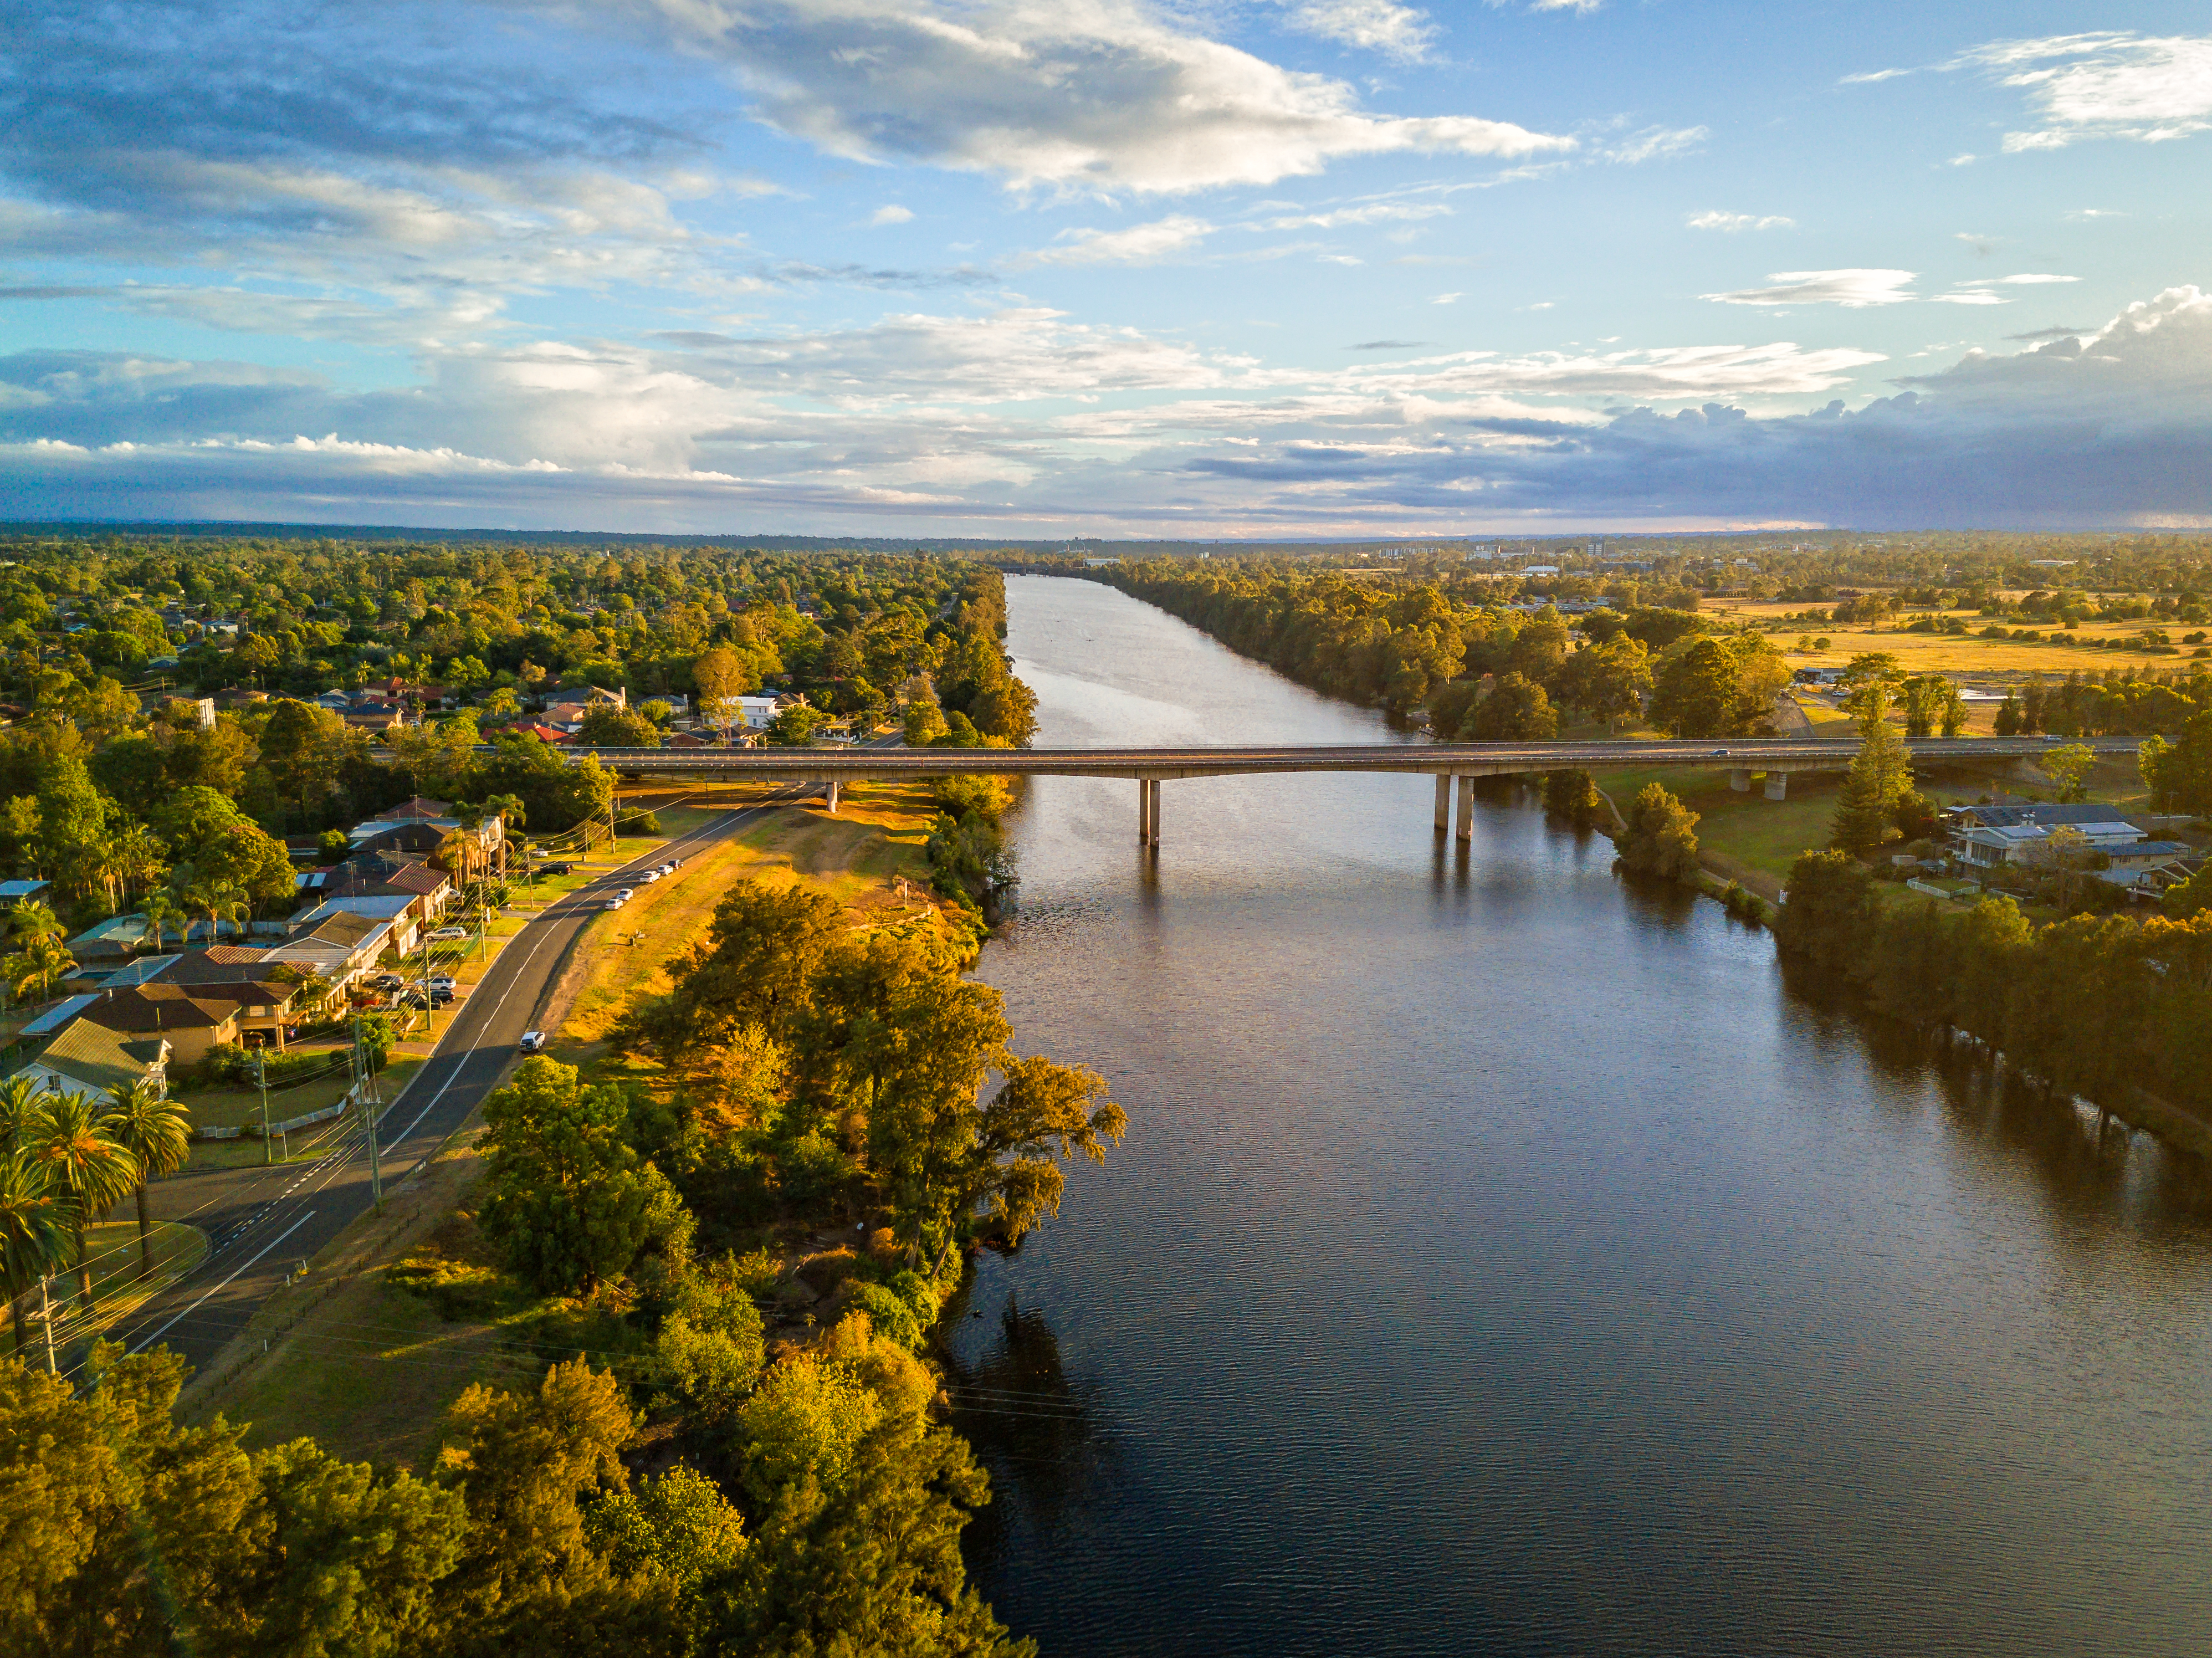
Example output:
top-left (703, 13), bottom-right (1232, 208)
top-left (551, 735), bottom-right (2143, 844)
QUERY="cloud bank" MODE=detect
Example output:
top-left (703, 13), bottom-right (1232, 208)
top-left (6, 289), bottom-right (2206, 534)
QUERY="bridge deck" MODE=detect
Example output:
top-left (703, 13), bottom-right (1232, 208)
top-left (540, 736), bottom-right (2142, 779)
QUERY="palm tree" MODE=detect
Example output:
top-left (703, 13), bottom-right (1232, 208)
top-left (7, 898), bottom-right (61, 942)
top-left (24, 1092), bottom-right (139, 1311)
top-left (207, 882), bottom-right (252, 944)
top-left (104, 1081), bottom-right (190, 1281)
top-left (0, 1075), bottom-right (47, 1159)
top-left (140, 891), bottom-right (182, 954)
top-left (0, 1151), bottom-right (69, 1359)
top-left (4, 932), bottom-right (76, 1006)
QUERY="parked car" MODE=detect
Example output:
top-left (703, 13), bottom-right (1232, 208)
top-left (615, 888), bottom-right (634, 902)
top-left (605, 897), bottom-right (625, 910)
top-left (658, 862), bottom-right (677, 876)
top-left (429, 974), bottom-right (456, 991)
top-left (427, 925), bottom-right (468, 941)
top-left (397, 991), bottom-right (428, 1010)
top-left (429, 988), bottom-right (454, 1006)
top-left (539, 862), bottom-right (572, 876)
top-left (370, 973), bottom-right (404, 991)
top-left (641, 871), bottom-right (661, 884)
top-left (519, 1031), bottom-right (545, 1053)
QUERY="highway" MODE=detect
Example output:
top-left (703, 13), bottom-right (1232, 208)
top-left (543, 734), bottom-right (2147, 779)
top-left (99, 791), bottom-right (793, 1379)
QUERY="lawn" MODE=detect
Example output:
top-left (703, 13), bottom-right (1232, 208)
top-left (183, 1056), bottom-right (426, 1170)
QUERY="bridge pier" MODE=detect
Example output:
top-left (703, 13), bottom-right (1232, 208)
top-left (1147, 779), bottom-right (1161, 847)
top-left (1764, 772), bottom-right (1789, 801)
top-left (1434, 774), bottom-right (1450, 833)
top-left (1729, 769), bottom-right (1752, 792)
top-left (1454, 774), bottom-right (1474, 843)
top-left (1136, 778), bottom-right (1150, 845)
top-left (825, 780), bottom-right (841, 814)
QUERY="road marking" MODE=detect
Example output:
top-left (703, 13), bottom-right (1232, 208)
top-left (128, 1211), bottom-right (318, 1354)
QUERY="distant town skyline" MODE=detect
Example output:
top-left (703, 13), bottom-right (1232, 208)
top-left (3, 1), bottom-right (2208, 534)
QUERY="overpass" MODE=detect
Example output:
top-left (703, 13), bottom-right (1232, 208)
top-left (552, 735), bottom-right (2142, 845)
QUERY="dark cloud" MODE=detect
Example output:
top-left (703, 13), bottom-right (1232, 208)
top-left (2004, 325), bottom-right (2095, 341)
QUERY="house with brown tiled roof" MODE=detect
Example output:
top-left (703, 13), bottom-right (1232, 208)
top-left (78, 984), bottom-right (261, 1067)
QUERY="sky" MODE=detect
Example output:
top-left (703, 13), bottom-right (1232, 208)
top-left (2, 0), bottom-right (2209, 538)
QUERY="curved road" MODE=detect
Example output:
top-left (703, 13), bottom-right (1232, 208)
top-left (103, 791), bottom-right (795, 1377)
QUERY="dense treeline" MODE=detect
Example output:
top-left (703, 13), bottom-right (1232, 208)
top-left (1097, 562), bottom-right (1790, 739)
top-left (0, 537), bottom-right (1038, 941)
top-left (0, 886), bottom-right (1123, 1655)
top-left (1777, 853), bottom-right (2212, 1117)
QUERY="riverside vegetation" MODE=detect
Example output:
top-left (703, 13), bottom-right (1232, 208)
top-left (0, 539), bottom-right (1093, 1654)
top-left (0, 839), bottom-right (1121, 1658)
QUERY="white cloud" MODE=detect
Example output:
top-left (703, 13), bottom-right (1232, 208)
top-left (1931, 291), bottom-right (2009, 306)
top-left (1840, 67), bottom-right (1913, 85)
top-left (1015, 215), bottom-right (1215, 266)
top-left (869, 205), bottom-right (915, 225)
top-left (1605, 126), bottom-right (1708, 164)
top-left (1991, 273), bottom-right (2080, 284)
top-left (1246, 201), bottom-right (1452, 231)
top-left (1687, 211), bottom-right (1795, 232)
top-left (1948, 153), bottom-right (1977, 165)
top-left (1285, 1), bottom-right (1438, 63)
top-left (636, 0), bottom-right (1572, 194)
top-left (1524, 0), bottom-right (1604, 13)
top-left (1703, 269), bottom-right (1918, 308)
top-left (12, 290), bottom-right (2209, 534)
top-left (1959, 33), bottom-right (2212, 150)
top-left (1431, 291), bottom-right (1462, 304)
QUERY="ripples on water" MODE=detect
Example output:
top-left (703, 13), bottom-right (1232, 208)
top-left (944, 578), bottom-right (2212, 1658)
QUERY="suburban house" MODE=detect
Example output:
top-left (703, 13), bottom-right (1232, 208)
top-left (262, 910), bottom-right (394, 986)
top-left (1945, 802), bottom-right (2198, 888)
top-left (733, 695), bottom-right (781, 730)
top-left (14, 1020), bottom-right (171, 1099)
top-left (290, 894), bottom-right (422, 956)
top-left (77, 985), bottom-right (247, 1068)
top-left (317, 854), bottom-right (450, 917)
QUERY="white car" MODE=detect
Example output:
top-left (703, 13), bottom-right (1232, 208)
top-left (426, 926), bottom-right (468, 941)
top-left (659, 861), bottom-right (677, 876)
top-left (605, 897), bottom-right (625, 910)
top-left (641, 871), bottom-right (661, 884)
top-left (615, 888), bottom-right (634, 901)
top-left (429, 975), bottom-right (457, 991)
top-left (518, 1031), bottom-right (545, 1053)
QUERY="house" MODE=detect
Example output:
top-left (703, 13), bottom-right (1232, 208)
top-left (291, 895), bottom-right (423, 956)
top-left (319, 853), bottom-right (450, 919)
top-left (0, 878), bottom-right (51, 903)
top-left (2101, 842), bottom-right (2198, 889)
top-left (733, 695), bottom-right (781, 731)
top-left (262, 910), bottom-right (393, 986)
top-left (78, 986), bottom-right (239, 1067)
top-left (13, 1021), bottom-right (171, 1099)
top-left (1952, 817), bottom-right (2148, 870)
top-left (380, 797), bottom-right (453, 821)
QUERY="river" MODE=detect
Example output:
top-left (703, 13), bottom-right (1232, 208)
top-left (942, 576), bottom-right (2212, 1657)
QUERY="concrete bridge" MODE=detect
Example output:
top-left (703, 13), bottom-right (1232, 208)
top-left (554, 735), bottom-right (2142, 845)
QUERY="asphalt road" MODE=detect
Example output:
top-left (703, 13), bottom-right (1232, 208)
top-left (103, 789), bottom-right (796, 1377)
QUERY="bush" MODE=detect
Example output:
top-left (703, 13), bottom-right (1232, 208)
top-left (1615, 782), bottom-right (1701, 882)
top-left (616, 808), bottom-right (662, 835)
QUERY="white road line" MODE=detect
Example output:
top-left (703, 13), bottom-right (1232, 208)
top-left (129, 1211), bottom-right (317, 1354)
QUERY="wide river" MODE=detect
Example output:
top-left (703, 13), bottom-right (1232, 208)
top-left (943, 576), bottom-right (2212, 1657)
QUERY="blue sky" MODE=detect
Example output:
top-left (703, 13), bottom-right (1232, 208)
top-left (2, 1), bottom-right (2208, 535)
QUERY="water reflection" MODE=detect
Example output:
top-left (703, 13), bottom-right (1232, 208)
top-left (964, 576), bottom-right (2212, 1657)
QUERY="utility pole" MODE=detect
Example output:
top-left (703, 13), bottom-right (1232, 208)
top-left (257, 1046), bottom-right (272, 1164)
top-left (38, 1275), bottom-right (55, 1374)
top-left (352, 1016), bottom-right (383, 1214)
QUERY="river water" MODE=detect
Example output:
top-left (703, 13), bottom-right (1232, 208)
top-left (944, 576), bottom-right (2212, 1658)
